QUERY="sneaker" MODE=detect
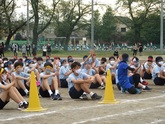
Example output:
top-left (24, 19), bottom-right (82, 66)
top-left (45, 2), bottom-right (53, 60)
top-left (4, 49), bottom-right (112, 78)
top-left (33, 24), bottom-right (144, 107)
top-left (51, 94), bottom-right (56, 100)
top-left (23, 102), bottom-right (29, 109)
top-left (141, 81), bottom-right (148, 86)
top-left (91, 93), bottom-right (102, 100)
top-left (26, 92), bottom-right (29, 97)
top-left (18, 104), bottom-right (24, 110)
top-left (121, 87), bottom-right (126, 94)
top-left (100, 85), bottom-right (105, 90)
top-left (55, 94), bottom-right (62, 100)
top-left (80, 94), bottom-right (88, 100)
top-left (143, 86), bottom-right (152, 91)
top-left (135, 88), bottom-right (141, 94)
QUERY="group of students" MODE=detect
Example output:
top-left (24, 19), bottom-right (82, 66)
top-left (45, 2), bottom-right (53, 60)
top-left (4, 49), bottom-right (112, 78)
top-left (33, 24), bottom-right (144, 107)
top-left (0, 50), bottom-right (164, 110)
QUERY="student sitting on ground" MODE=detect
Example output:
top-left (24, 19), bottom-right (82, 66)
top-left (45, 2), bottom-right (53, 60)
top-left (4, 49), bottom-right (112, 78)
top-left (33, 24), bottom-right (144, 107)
top-left (67, 61), bottom-right (102, 100)
top-left (39, 62), bottom-right (62, 100)
top-left (0, 68), bottom-right (28, 110)
top-left (59, 59), bottom-right (72, 88)
top-left (117, 53), bottom-right (142, 94)
top-left (128, 56), bottom-right (151, 91)
top-left (152, 56), bottom-right (165, 85)
top-left (12, 62), bottom-right (30, 96)
top-left (106, 56), bottom-right (118, 84)
top-left (24, 59), bottom-right (40, 86)
top-left (81, 62), bottom-right (106, 90)
top-left (140, 56), bottom-right (156, 80)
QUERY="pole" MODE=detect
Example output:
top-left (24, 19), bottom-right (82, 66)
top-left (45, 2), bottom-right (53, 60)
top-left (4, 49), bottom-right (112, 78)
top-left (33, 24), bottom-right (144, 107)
top-left (91, 0), bottom-right (94, 49)
top-left (27, 0), bottom-right (29, 43)
top-left (160, 0), bottom-right (164, 54)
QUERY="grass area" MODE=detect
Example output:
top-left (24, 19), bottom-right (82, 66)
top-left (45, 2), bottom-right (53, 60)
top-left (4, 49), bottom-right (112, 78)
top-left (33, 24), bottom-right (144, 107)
top-left (3, 49), bottom-right (165, 58)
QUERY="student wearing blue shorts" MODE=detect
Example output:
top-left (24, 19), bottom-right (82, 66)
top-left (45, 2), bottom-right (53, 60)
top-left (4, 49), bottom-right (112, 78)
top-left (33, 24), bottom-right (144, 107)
top-left (59, 59), bottom-right (72, 88)
top-left (67, 61), bottom-right (102, 100)
top-left (12, 62), bottom-right (30, 96)
top-left (118, 53), bottom-right (141, 94)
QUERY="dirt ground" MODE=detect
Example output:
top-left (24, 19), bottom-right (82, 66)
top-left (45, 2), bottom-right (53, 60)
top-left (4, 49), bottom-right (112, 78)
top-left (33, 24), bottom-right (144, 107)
top-left (1, 55), bottom-right (165, 124)
top-left (0, 80), bottom-right (165, 124)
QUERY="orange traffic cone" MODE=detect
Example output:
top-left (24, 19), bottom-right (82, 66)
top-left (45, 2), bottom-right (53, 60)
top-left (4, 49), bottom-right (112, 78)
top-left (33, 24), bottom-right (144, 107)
top-left (99, 69), bottom-right (119, 104)
top-left (23, 71), bottom-right (47, 112)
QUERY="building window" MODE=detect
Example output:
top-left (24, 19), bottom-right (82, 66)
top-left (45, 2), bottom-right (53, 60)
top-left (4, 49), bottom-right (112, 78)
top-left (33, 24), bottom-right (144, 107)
top-left (121, 28), bottom-right (126, 32)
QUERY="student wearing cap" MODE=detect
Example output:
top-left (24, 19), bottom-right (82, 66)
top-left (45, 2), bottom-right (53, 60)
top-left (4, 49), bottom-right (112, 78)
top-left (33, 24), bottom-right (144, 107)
top-left (81, 55), bottom-right (91, 69)
top-left (140, 56), bottom-right (156, 79)
top-left (152, 56), bottom-right (165, 85)
top-left (0, 68), bottom-right (28, 110)
top-left (117, 53), bottom-right (141, 94)
top-left (59, 59), bottom-right (72, 88)
top-left (67, 61), bottom-right (102, 100)
top-left (4, 61), bottom-right (14, 75)
top-left (12, 62), bottom-right (30, 96)
top-left (39, 62), bottom-right (62, 100)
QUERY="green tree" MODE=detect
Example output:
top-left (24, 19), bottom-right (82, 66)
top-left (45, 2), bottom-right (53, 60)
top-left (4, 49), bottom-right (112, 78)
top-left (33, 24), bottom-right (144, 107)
top-left (53, 0), bottom-right (91, 51)
top-left (101, 7), bottom-right (116, 43)
top-left (116, 0), bottom-right (160, 42)
top-left (86, 10), bottom-right (102, 44)
top-left (1, 0), bottom-right (32, 47)
top-left (31, 0), bottom-right (60, 45)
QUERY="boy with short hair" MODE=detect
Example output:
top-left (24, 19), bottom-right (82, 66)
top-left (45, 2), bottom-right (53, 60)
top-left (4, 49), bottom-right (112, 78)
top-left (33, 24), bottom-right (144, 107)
top-left (152, 56), bottom-right (165, 85)
top-left (12, 62), bottom-right (30, 96)
top-left (39, 62), bottom-right (62, 100)
top-left (67, 61), bottom-right (102, 100)
top-left (117, 53), bottom-right (141, 94)
top-left (59, 59), bottom-right (72, 88)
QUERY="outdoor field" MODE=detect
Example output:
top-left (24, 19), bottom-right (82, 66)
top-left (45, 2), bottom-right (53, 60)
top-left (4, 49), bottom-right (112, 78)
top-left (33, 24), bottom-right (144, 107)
top-left (0, 52), bottom-right (165, 124)
top-left (0, 81), bottom-right (165, 124)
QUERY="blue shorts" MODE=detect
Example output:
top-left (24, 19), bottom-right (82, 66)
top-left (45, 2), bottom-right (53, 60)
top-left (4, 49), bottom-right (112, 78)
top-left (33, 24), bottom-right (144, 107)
top-left (60, 79), bottom-right (68, 88)
top-left (69, 86), bottom-right (84, 99)
top-left (0, 99), bottom-right (9, 109)
top-left (90, 82), bottom-right (100, 89)
top-left (39, 87), bottom-right (55, 97)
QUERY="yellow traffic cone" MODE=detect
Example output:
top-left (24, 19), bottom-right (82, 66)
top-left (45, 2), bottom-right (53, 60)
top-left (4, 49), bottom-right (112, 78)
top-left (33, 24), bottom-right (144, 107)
top-left (23, 71), bottom-right (47, 112)
top-left (99, 69), bottom-right (119, 104)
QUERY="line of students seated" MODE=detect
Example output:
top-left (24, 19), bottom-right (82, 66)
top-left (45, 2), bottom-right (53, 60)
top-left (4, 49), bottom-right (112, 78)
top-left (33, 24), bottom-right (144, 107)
top-left (0, 50), bottom-right (164, 110)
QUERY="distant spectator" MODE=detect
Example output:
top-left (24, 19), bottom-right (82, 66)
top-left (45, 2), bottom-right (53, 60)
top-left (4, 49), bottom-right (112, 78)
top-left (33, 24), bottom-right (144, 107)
top-left (113, 48), bottom-right (119, 59)
top-left (32, 44), bottom-right (37, 57)
top-left (138, 43), bottom-right (143, 56)
top-left (22, 44), bottom-right (26, 57)
top-left (47, 43), bottom-right (51, 56)
top-left (133, 43), bottom-right (138, 56)
top-left (12, 43), bottom-right (18, 56)
top-left (26, 42), bottom-right (31, 57)
top-left (42, 44), bottom-right (47, 57)
top-left (0, 43), bottom-right (4, 57)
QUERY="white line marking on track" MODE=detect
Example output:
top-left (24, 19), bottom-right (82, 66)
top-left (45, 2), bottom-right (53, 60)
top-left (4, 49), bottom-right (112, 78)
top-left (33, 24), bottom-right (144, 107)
top-left (0, 94), bottom-right (165, 122)
top-left (72, 104), bottom-right (165, 124)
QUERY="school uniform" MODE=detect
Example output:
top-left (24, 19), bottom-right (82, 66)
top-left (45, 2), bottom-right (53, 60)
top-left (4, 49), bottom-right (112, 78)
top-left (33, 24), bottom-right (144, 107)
top-left (0, 81), bottom-right (9, 109)
top-left (152, 65), bottom-right (165, 85)
top-left (59, 65), bottom-right (70, 88)
top-left (67, 72), bottom-right (89, 99)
